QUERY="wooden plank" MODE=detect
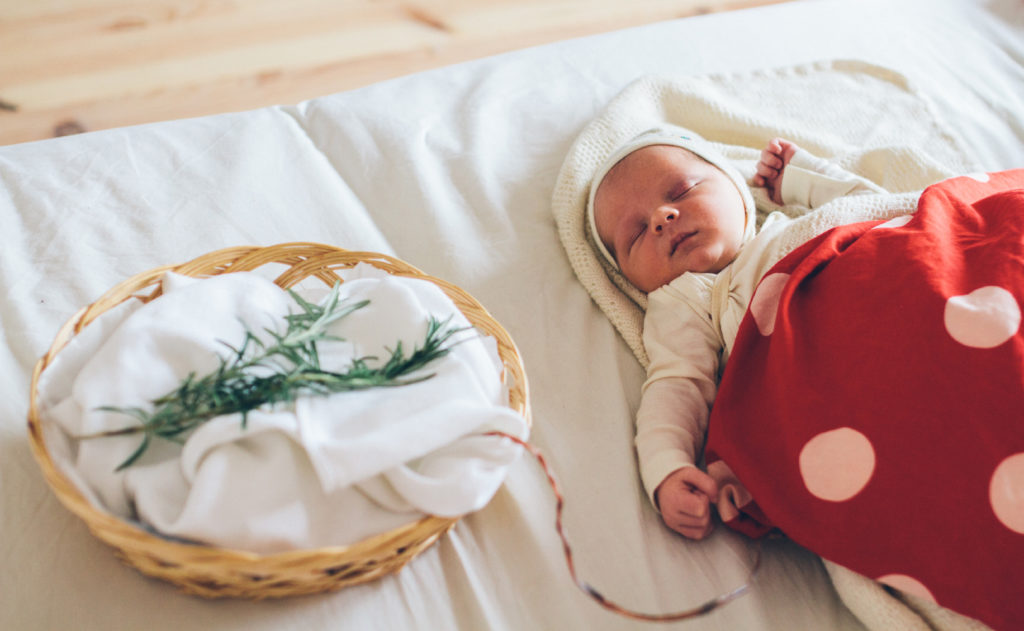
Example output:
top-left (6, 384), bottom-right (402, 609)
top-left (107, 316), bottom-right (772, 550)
top-left (4, 21), bottom-right (446, 109)
top-left (0, 2), bottom-right (416, 85)
top-left (0, 0), bottom-right (788, 146)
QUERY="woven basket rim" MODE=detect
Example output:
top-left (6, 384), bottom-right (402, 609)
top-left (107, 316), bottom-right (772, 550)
top-left (26, 242), bottom-right (530, 595)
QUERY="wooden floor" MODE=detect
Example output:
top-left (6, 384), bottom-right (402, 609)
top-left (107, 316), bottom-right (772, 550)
top-left (0, 0), bottom-right (787, 146)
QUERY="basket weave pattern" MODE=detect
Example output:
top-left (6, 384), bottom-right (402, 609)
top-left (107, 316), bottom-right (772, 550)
top-left (27, 242), bottom-right (530, 599)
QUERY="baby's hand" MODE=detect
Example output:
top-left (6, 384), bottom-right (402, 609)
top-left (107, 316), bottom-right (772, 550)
top-left (654, 466), bottom-right (718, 540)
top-left (753, 137), bottom-right (799, 205)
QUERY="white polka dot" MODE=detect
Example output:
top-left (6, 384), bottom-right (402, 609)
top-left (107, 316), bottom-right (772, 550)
top-left (799, 428), bottom-right (875, 502)
top-left (965, 172), bottom-right (991, 182)
top-left (750, 273), bottom-right (789, 335)
top-left (990, 453), bottom-right (1024, 534)
top-left (877, 574), bottom-right (937, 603)
top-left (871, 215), bottom-right (913, 230)
top-left (944, 286), bottom-right (1021, 348)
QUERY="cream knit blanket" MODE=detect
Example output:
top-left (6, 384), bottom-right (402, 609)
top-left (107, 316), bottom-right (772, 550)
top-left (551, 60), bottom-right (993, 631)
top-left (552, 59), bottom-right (979, 367)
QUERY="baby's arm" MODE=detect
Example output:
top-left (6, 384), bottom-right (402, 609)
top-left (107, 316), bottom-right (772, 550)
top-left (637, 378), bottom-right (719, 540)
top-left (638, 285), bottom-right (723, 539)
top-left (753, 138), bottom-right (799, 205)
top-left (754, 137), bottom-right (886, 208)
top-left (638, 291), bottom-right (723, 540)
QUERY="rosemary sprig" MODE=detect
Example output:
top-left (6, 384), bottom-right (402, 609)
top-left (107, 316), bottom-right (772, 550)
top-left (85, 282), bottom-right (469, 470)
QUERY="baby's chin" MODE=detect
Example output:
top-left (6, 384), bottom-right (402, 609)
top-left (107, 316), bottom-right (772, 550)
top-left (624, 271), bottom-right (673, 293)
top-left (685, 243), bottom-right (738, 275)
top-left (636, 267), bottom-right (691, 292)
top-left (628, 263), bottom-right (702, 292)
top-left (626, 249), bottom-right (735, 291)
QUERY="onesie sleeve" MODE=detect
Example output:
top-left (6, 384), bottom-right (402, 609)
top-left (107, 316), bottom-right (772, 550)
top-left (780, 148), bottom-right (885, 209)
top-left (635, 284), bottom-right (721, 509)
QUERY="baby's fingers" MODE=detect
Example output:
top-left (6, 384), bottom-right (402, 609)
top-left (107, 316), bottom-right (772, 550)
top-left (672, 524), bottom-right (713, 540)
top-left (664, 488), bottom-right (711, 519)
top-left (755, 161), bottom-right (780, 180)
top-left (677, 466), bottom-right (718, 499)
top-left (758, 149), bottom-right (785, 172)
top-left (667, 511), bottom-right (715, 540)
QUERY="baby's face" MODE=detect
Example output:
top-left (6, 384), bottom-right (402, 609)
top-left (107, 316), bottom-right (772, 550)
top-left (593, 145), bottom-right (747, 292)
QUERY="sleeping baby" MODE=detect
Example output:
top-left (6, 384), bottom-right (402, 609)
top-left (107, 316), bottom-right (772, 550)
top-left (581, 125), bottom-right (883, 540)
top-left (553, 63), bottom-right (1024, 626)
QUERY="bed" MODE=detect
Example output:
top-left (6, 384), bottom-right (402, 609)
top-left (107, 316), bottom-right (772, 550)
top-left (3, 0), bottom-right (1022, 629)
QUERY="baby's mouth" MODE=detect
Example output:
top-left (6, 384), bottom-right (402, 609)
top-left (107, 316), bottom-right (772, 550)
top-left (670, 231), bottom-right (697, 256)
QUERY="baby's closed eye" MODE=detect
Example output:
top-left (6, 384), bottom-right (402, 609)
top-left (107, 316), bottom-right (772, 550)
top-left (630, 225), bottom-right (646, 249)
top-left (668, 180), bottom-right (696, 201)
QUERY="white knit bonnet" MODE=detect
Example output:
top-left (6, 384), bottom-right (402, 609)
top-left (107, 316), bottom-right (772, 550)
top-left (552, 97), bottom-right (758, 367)
top-left (585, 125), bottom-right (757, 270)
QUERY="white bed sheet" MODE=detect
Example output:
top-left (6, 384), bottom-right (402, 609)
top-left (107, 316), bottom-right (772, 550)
top-left (2, 0), bottom-right (1021, 629)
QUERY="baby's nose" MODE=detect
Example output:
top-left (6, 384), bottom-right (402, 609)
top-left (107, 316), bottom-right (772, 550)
top-left (651, 206), bottom-right (679, 233)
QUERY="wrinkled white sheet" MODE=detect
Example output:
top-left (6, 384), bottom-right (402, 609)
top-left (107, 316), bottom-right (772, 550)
top-left (2, 0), bottom-right (1021, 629)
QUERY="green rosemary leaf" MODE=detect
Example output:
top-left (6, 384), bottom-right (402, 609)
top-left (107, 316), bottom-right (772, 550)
top-left (287, 288), bottom-right (320, 318)
top-left (115, 432), bottom-right (151, 472)
top-left (88, 282), bottom-right (471, 470)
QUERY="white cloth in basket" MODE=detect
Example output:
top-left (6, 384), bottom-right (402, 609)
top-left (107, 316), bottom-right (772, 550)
top-left (40, 266), bottom-right (527, 553)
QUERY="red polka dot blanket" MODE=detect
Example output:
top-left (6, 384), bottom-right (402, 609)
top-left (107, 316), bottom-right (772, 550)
top-left (704, 169), bottom-right (1024, 630)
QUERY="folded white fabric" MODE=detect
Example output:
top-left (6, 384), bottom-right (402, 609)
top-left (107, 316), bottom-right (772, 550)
top-left (40, 266), bottom-right (526, 553)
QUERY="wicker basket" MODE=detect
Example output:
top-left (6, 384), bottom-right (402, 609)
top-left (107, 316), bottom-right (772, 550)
top-left (26, 242), bottom-right (530, 599)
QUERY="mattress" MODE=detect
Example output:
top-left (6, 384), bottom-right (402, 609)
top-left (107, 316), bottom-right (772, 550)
top-left (2, 0), bottom-right (1021, 629)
